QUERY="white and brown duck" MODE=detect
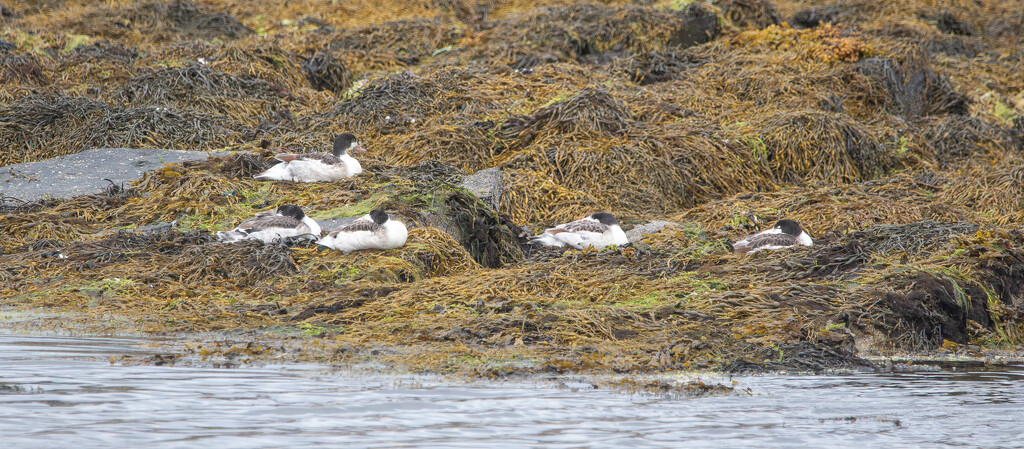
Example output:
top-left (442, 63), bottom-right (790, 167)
top-left (255, 133), bottom-right (366, 183)
top-left (317, 209), bottom-right (408, 254)
top-left (216, 204), bottom-right (322, 243)
top-left (732, 219), bottom-right (813, 254)
top-left (527, 212), bottom-right (629, 250)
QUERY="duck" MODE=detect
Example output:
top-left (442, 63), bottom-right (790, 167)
top-left (254, 133), bottom-right (366, 182)
top-left (527, 212), bottom-right (629, 250)
top-left (216, 204), bottom-right (322, 243)
top-left (732, 219), bottom-right (813, 254)
top-left (317, 209), bottom-right (408, 254)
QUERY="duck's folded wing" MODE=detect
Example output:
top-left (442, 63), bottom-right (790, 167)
top-left (736, 233), bottom-right (799, 252)
top-left (557, 218), bottom-right (607, 234)
top-left (276, 152), bottom-right (340, 164)
top-left (238, 215), bottom-right (302, 233)
top-left (339, 218), bottom-right (381, 233)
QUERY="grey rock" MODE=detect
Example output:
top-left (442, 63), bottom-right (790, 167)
top-left (460, 167), bottom-right (503, 212)
top-left (626, 220), bottom-right (676, 243)
top-left (0, 148), bottom-right (222, 203)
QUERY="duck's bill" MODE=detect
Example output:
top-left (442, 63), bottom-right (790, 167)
top-left (351, 145), bottom-right (367, 153)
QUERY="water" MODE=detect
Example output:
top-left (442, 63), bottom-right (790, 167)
top-left (1, 334), bottom-right (1022, 448)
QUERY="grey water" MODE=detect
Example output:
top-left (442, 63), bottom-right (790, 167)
top-left (1, 334), bottom-right (1022, 448)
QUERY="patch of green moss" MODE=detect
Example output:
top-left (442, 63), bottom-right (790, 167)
top-left (178, 182), bottom-right (277, 231)
top-left (614, 292), bottom-right (671, 310)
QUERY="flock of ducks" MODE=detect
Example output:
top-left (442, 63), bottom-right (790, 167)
top-left (217, 133), bottom-right (407, 253)
top-left (217, 133), bottom-right (814, 255)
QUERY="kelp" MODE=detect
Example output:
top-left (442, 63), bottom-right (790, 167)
top-left (714, 0), bottom-right (782, 31)
top-left (58, 0), bottom-right (252, 43)
top-left (465, 2), bottom-right (719, 69)
top-left (0, 93), bottom-right (238, 165)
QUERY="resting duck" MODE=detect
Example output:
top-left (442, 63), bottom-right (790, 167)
top-left (528, 212), bottom-right (629, 250)
top-left (216, 204), bottom-right (322, 243)
top-left (317, 209), bottom-right (408, 254)
top-left (732, 219), bottom-right (813, 254)
top-left (254, 133), bottom-right (366, 182)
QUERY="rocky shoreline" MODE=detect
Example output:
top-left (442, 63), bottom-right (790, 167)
top-left (2, 0), bottom-right (1023, 376)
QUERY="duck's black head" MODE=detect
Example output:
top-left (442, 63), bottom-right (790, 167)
top-left (369, 209), bottom-right (389, 225)
top-left (277, 204), bottom-right (305, 220)
top-left (774, 219), bottom-right (802, 236)
top-left (590, 212), bottom-right (618, 226)
top-left (333, 133), bottom-right (365, 156)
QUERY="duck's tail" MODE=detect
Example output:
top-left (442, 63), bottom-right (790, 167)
top-left (527, 234), bottom-right (566, 247)
top-left (254, 162), bottom-right (290, 181)
top-left (216, 230), bottom-right (247, 243)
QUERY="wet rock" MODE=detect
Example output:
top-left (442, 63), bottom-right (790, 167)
top-left (625, 220), bottom-right (676, 243)
top-left (460, 167), bottom-right (503, 213)
top-left (0, 148), bottom-right (223, 202)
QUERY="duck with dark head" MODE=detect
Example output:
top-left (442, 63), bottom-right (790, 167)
top-left (732, 219), bottom-right (813, 254)
top-left (527, 212), bottom-right (629, 250)
top-left (318, 209), bottom-right (409, 255)
top-left (216, 204), bottom-right (322, 243)
top-left (255, 133), bottom-right (366, 182)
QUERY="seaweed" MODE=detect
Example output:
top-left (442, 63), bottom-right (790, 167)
top-left (790, 4), bottom-right (842, 28)
top-left (0, 52), bottom-right (46, 84)
top-left (119, 63), bottom-right (287, 122)
top-left (471, 2), bottom-right (719, 69)
top-left (846, 221), bottom-right (979, 255)
top-left (920, 115), bottom-right (1020, 167)
top-left (714, 0), bottom-right (782, 31)
top-left (300, 51), bottom-right (351, 94)
top-left (0, 3), bottom-right (15, 20)
top-left (499, 86), bottom-right (633, 146)
top-left (68, 41), bottom-right (138, 63)
top-left (327, 17), bottom-right (462, 70)
top-left (317, 69), bottom-right (471, 133)
top-left (68, 0), bottom-right (252, 42)
top-left (0, 93), bottom-right (238, 165)
top-left (758, 110), bottom-right (893, 183)
top-left (855, 49), bottom-right (969, 117)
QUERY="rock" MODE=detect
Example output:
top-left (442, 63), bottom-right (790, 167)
top-left (626, 220), bottom-right (676, 243)
top-left (460, 167), bottom-right (503, 213)
top-left (0, 148), bottom-right (221, 203)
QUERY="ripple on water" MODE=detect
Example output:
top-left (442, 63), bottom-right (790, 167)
top-left (0, 334), bottom-right (1022, 448)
